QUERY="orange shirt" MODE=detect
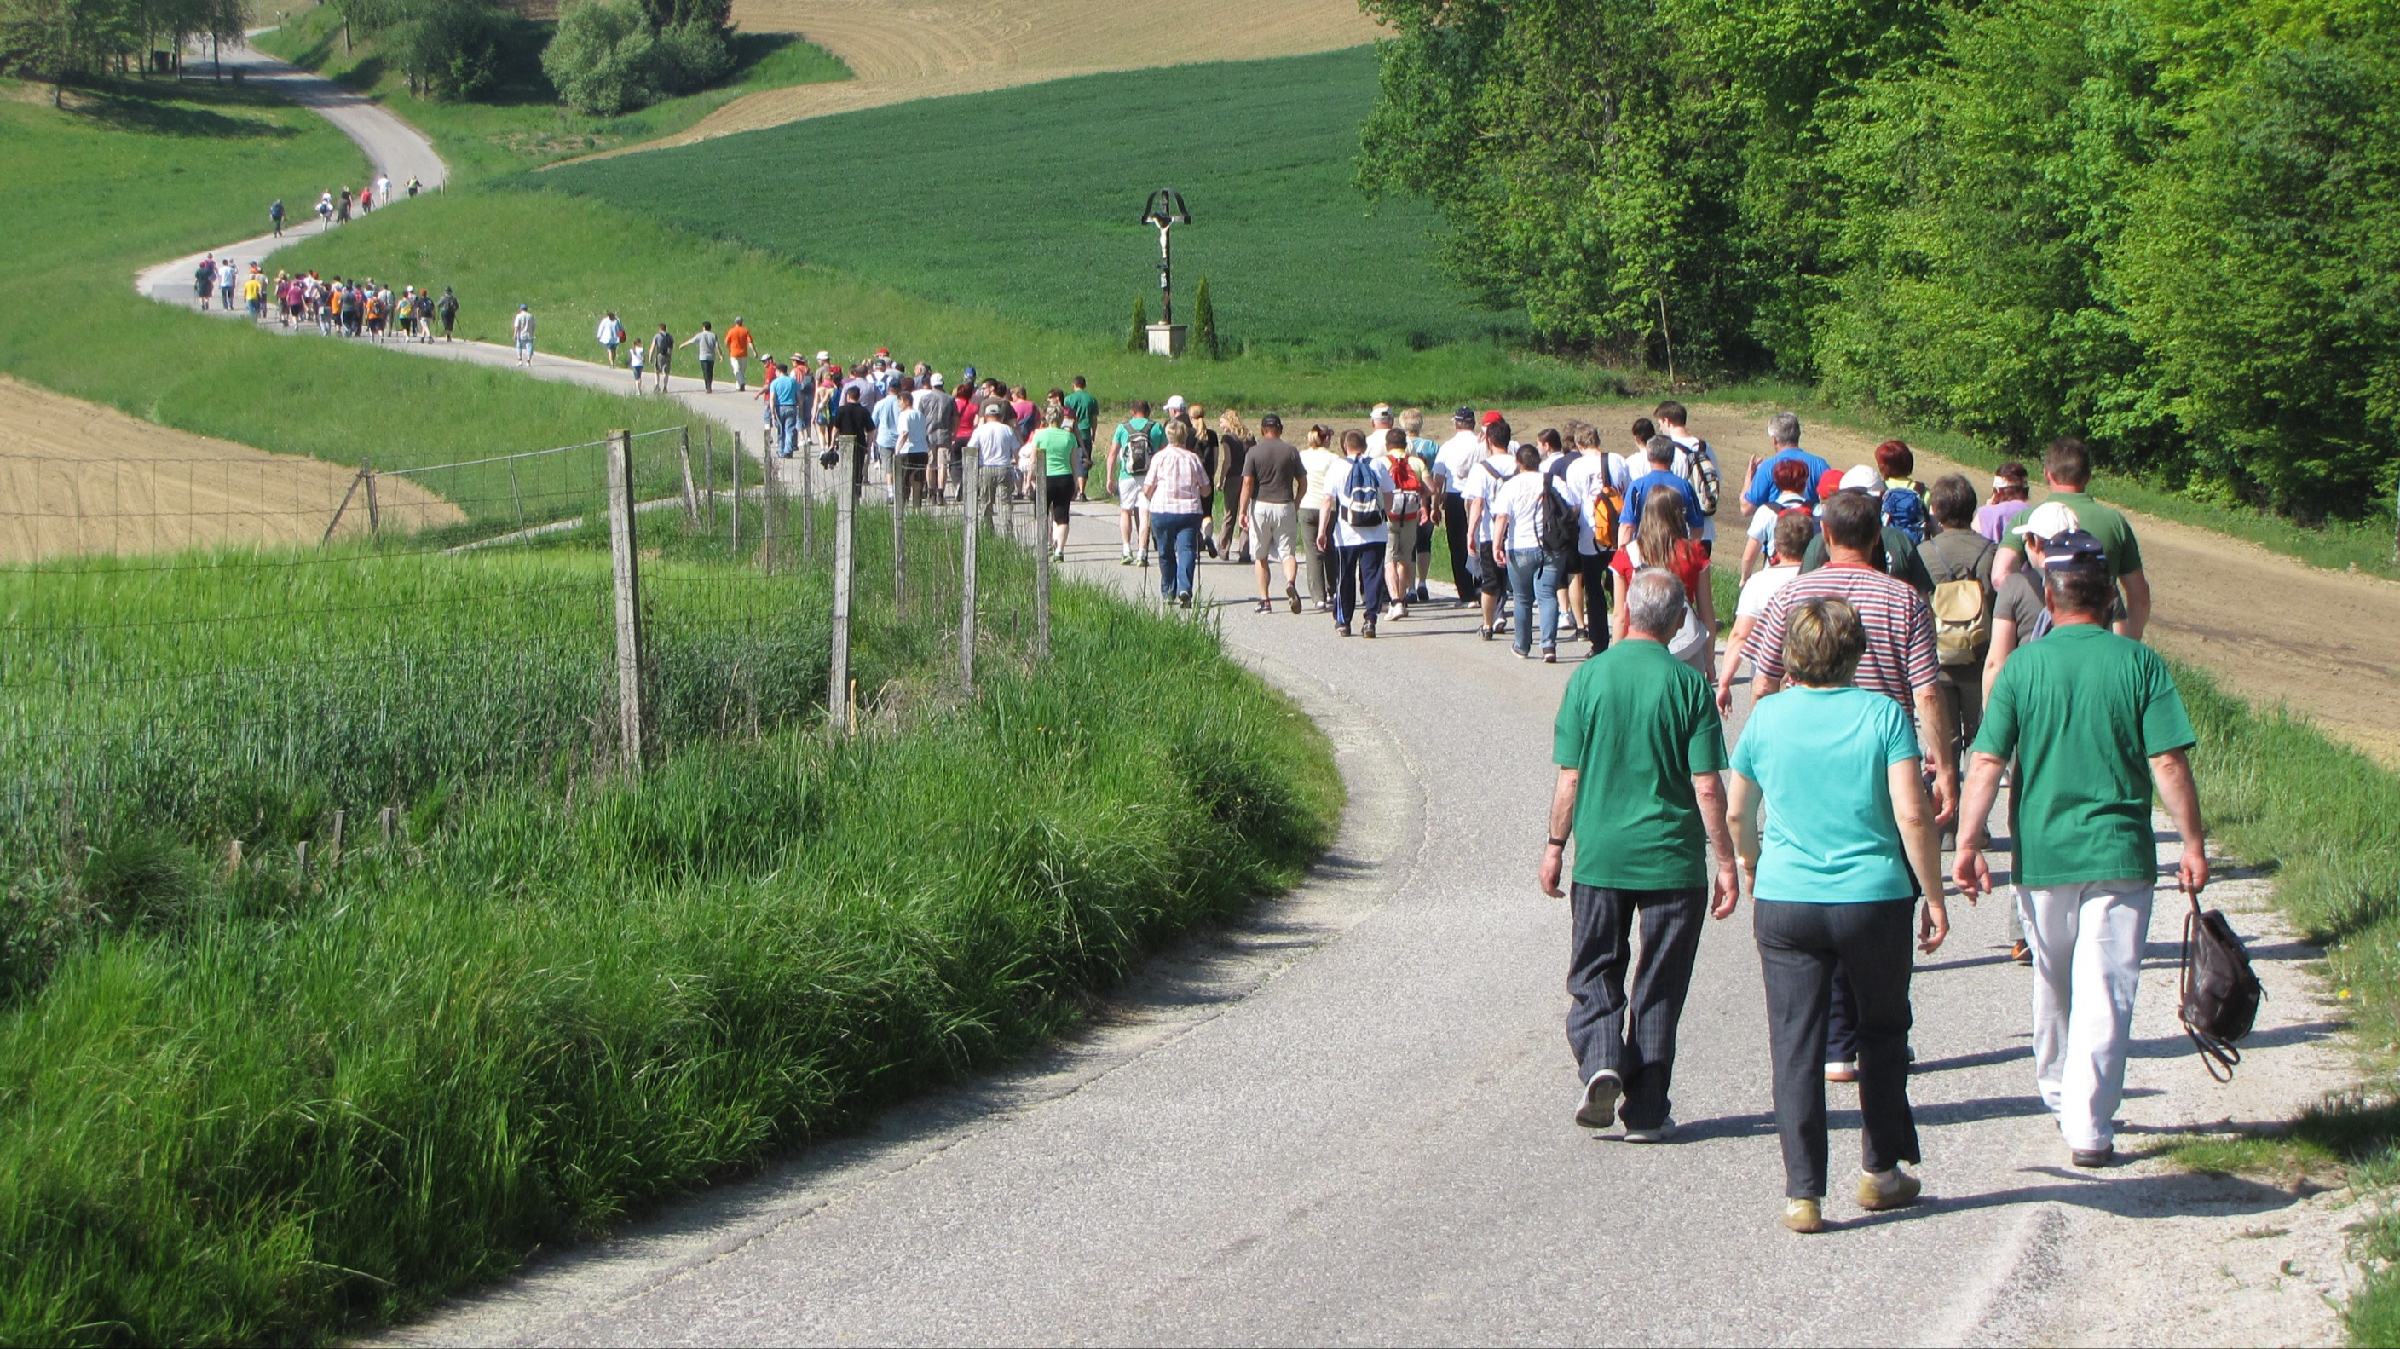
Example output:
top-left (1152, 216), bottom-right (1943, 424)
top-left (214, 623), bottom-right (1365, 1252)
top-left (724, 324), bottom-right (753, 358)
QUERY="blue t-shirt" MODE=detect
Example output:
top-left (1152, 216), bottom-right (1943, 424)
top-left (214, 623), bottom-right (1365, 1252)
top-left (1731, 686), bottom-right (1923, 903)
top-left (1746, 448), bottom-right (1831, 508)
top-left (768, 373), bottom-right (801, 408)
top-left (1622, 469), bottom-right (1703, 533)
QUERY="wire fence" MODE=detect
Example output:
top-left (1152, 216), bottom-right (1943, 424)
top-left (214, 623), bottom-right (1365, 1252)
top-left (0, 426), bottom-right (1060, 921)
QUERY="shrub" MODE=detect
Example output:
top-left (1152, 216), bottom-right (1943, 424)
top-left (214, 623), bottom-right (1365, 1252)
top-left (1193, 275), bottom-right (1219, 358)
top-left (389, 0), bottom-right (509, 99)
top-left (1128, 294), bottom-right (1148, 353)
top-left (542, 0), bottom-right (657, 117)
top-left (649, 16), bottom-right (732, 94)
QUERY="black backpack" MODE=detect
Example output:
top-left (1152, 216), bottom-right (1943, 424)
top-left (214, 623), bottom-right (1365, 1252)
top-left (1121, 421), bottom-right (1156, 475)
top-left (2179, 886), bottom-right (2264, 1081)
top-left (1538, 458), bottom-right (1578, 555)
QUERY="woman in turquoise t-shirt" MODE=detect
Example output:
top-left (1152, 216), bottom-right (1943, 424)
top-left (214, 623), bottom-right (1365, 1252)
top-left (1728, 596), bottom-right (1947, 1235)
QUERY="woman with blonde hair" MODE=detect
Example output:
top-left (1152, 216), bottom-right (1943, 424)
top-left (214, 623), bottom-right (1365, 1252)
top-left (1727, 596), bottom-right (1945, 1233)
top-left (1613, 494), bottom-right (1717, 679)
top-left (1215, 410), bottom-right (1253, 561)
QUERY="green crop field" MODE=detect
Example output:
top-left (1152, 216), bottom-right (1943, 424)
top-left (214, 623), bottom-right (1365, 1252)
top-left (539, 46), bottom-right (1517, 362)
top-left (257, 11), bottom-right (851, 183)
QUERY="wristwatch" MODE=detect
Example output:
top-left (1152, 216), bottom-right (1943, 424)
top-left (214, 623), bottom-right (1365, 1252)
top-left (1547, 837), bottom-right (1569, 849)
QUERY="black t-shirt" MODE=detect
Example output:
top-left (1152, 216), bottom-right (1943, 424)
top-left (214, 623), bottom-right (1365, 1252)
top-left (832, 403), bottom-right (874, 441)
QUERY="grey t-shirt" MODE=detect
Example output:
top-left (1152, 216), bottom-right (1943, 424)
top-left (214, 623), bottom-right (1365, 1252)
top-left (1243, 437), bottom-right (1304, 505)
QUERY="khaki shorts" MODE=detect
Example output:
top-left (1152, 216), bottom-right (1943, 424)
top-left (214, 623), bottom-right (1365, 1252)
top-left (1389, 517), bottom-right (1420, 559)
top-left (1250, 502), bottom-right (1299, 562)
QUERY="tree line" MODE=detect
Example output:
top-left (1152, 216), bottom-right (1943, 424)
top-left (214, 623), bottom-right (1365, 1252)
top-left (1357, 0), bottom-right (2399, 523)
top-left (0, 0), bottom-right (243, 102)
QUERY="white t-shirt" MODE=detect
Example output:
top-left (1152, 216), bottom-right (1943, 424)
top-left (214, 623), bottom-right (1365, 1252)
top-left (1433, 430), bottom-right (1484, 496)
top-left (1468, 454), bottom-right (1519, 544)
top-left (1668, 432), bottom-right (1719, 543)
top-left (1565, 452), bottom-right (1623, 555)
top-left (1490, 470), bottom-right (1555, 553)
top-left (512, 311), bottom-right (534, 340)
top-left (597, 317), bottom-right (619, 345)
top-left (1746, 492), bottom-right (1808, 555)
top-left (969, 421), bottom-right (1019, 469)
top-left (1327, 455), bottom-right (1396, 546)
top-left (1736, 563), bottom-right (1802, 621)
top-left (1299, 447), bottom-right (1345, 510)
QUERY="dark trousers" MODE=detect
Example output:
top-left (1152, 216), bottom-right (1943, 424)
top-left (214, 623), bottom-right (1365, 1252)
top-left (1756, 898), bottom-right (1921, 1198)
top-left (1443, 492), bottom-right (1473, 599)
top-left (1578, 549), bottom-right (1614, 651)
top-left (1332, 541), bottom-right (1387, 628)
top-left (1567, 884), bottom-right (1705, 1130)
top-left (699, 358), bottom-right (715, 392)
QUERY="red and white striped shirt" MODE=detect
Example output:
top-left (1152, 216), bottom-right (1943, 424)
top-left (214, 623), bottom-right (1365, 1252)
top-left (1745, 563), bottom-right (1937, 706)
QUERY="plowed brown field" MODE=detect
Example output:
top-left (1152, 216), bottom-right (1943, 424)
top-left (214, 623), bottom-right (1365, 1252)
top-left (0, 376), bottom-right (463, 562)
top-left (589, 0), bottom-right (1385, 153)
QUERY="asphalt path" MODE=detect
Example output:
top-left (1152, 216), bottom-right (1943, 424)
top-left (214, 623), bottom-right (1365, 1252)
top-left (131, 52), bottom-right (2349, 1346)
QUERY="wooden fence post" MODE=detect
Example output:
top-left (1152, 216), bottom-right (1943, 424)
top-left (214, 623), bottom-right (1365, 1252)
top-left (961, 453), bottom-right (979, 691)
top-left (677, 426), bottom-right (699, 523)
top-left (507, 458), bottom-right (525, 531)
top-left (321, 465), bottom-right (368, 544)
top-left (728, 429), bottom-right (742, 554)
top-left (801, 434), bottom-right (817, 562)
top-left (1033, 459), bottom-right (1051, 660)
top-left (704, 424), bottom-right (716, 530)
top-left (889, 492), bottom-right (906, 613)
top-left (363, 461), bottom-right (380, 535)
top-left (606, 428), bottom-right (647, 776)
top-left (828, 442), bottom-right (858, 736)
top-left (760, 437), bottom-right (778, 574)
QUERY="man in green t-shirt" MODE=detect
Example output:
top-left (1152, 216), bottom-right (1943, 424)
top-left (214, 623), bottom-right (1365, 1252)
top-left (1541, 569), bottom-right (1735, 1142)
top-left (1991, 435), bottom-right (2150, 640)
top-left (1063, 376), bottom-right (1101, 502)
top-left (1952, 532), bottom-right (2206, 1169)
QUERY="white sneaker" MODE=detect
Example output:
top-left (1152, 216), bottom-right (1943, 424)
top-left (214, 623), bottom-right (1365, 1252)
top-left (1622, 1117), bottom-right (1678, 1144)
top-left (1575, 1070), bottom-right (1622, 1129)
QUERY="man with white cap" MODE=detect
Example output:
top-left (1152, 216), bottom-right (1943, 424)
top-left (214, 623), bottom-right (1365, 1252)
top-left (1954, 526), bottom-right (2205, 1168)
top-left (1991, 436), bottom-right (2150, 640)
top-left (1798, 465), bottom-right (1934, 596)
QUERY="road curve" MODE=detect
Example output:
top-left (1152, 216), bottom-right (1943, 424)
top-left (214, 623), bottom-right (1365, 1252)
top-left (129, 58), bottom-right (2353, 1348)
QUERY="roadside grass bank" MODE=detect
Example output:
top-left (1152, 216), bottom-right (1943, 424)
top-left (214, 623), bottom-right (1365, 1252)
top-left (0, 78), bottom-right (714, 514)
top-left (256, 10), bottom-right (850, 182)
top-left (2158, 660), bottom-right (2400, 1341)
top-left (1710, 380), bottom-right (2400, 581)
top-left (0, 508), bottom-right (1342, 1344)
top-left (278, 188), bottom-right (1617, 413)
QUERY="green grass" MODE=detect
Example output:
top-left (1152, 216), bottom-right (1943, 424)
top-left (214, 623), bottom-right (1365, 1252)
top-left (0, 78), bottom-right (714, 515)
top-left (256, 9), bottom-right (851, 183)
top-left (540, 47), bottom-right (1520, 364)
top-left (0, 493), bottom-right (1341, 1342)
top-left (1710, 379), bottom-right (2400, 581)
top-left (2159, 659), bottom-right (2400, 1342)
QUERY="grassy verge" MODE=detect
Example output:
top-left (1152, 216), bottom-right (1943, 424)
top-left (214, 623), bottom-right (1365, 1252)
top-left (0, 500), bottom-right (1342, 1343)
top-left (0, 78), bottom-right (714, 516)
top-left (2153, 659), bottom-right (2400, 1341)
top-left (1709, 379), bottom-right (2400, 581)
top-left (256, 8), bottom-right (850, 182)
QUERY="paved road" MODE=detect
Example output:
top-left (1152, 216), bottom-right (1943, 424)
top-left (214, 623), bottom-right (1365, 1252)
top-left (133, 58), bottom-right (2349, 1348)
top-left (133, 37), bottom-right (446, 307)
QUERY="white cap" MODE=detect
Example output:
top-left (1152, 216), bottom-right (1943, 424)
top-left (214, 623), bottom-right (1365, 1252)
top-left (1370, 403), bottom-right (1393, 423)
top-left (930, 373), bottom-right (944, 388)
top-left (1164, 394), bottom-right (1186, 412)
top-left (1839, 464), bottom-right (1883, 494)
top-left (2013, 500), bottom-right (2083, 540)
top-left (816, 350), bottom-right (831, 362)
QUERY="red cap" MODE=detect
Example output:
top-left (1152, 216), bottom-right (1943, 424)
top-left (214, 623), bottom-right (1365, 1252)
top-left (1816, 467), bottom-right (1846, 500)
top-left (876, 347), bottom-right (890, 356)
top-left (1480, 410), bottom-right (1505, 427)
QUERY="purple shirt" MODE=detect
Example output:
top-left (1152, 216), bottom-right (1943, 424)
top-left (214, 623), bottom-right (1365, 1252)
top-left (1974, 499), bottom-right (2030, 544)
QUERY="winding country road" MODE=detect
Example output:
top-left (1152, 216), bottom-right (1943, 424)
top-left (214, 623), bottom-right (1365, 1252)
top-left (132, 46), bottom-right (2358, 1346)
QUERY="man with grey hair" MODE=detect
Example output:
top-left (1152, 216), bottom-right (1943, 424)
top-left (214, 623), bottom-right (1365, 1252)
top-left (1744, 411), bottom-right (1830, 512)
top-left (1541, 567), bottom-right (1736, 1142)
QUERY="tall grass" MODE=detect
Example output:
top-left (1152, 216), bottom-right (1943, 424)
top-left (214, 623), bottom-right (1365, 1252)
top-left (0, 518), bottom-right (1337, 1344)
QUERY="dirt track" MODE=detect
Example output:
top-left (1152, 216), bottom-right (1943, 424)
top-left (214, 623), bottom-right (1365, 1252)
top-left (1506, 401), bottom-right (2400, 767)
top-left (590, 0), bottom-right (1385, 153)
top-left (0, 376), bottom-right (461, 561)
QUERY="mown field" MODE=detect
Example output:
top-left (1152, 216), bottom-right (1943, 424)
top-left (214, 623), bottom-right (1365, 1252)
top-left (0, 78), bottom-right (714, 515)
top-left (0, 493), bottom-right (1341, 1344)
top-left (257, 9), bottom-right (851, 182)
top-left (539, 47), bottom-right (1508, 362)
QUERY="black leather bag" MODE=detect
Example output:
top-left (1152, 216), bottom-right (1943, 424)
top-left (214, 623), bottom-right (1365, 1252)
top-left (2179, 886), bottom-right (2264, 1081)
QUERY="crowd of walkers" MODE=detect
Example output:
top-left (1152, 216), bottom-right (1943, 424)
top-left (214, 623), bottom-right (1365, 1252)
top-left (193, 252), bottom-right (459, 342)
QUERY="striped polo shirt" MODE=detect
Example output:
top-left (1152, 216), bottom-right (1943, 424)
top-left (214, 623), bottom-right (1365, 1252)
top-left (1745, 563), bottom-right (1937, 707)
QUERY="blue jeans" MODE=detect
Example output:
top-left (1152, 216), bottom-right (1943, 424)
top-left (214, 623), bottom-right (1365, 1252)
top-left (1152, 511), bottom-right (1202, 598)
top-left (1333, 541), bottom-right (1387, 628)
top-left (1507, 547), bottom-right (1568, 654)
top-left (774, 406), bottom-right (800, 457)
